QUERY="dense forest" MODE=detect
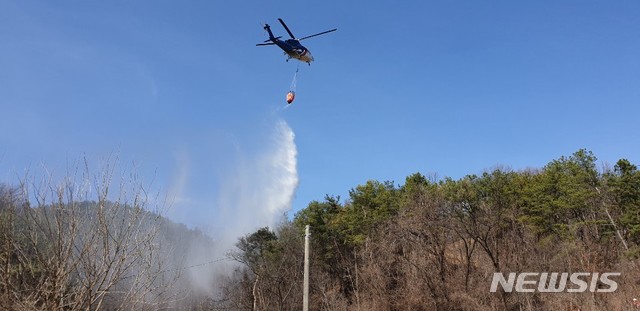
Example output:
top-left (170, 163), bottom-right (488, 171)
top-left (221, 149), bottom-right (640, 311)
top-left (2, 149), bottom-right (639, 310)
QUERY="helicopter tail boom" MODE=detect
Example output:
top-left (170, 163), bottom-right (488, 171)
top-left (263, 24), bottom-right (276, 41)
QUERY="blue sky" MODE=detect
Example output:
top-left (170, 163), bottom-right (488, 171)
top-left (1, 1), bottom-right (639, 229)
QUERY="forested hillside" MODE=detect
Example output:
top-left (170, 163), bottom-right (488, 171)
top-left (2, 149), bottom-right (639, 310)
top-left (221, 150), bottom-right (640, 311)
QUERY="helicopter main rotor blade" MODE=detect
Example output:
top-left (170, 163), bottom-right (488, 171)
top-left (298, 28), bottom-right (337, 41)
top-left (278, 18), bottom-right (296, 39)
top-left (256, 42), bottom-right (276, 46)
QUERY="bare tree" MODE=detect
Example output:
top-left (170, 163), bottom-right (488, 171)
top-left (0, 160), bottom-right (181, 310)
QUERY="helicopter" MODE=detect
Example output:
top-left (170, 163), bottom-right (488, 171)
top-left (256, 18), bottom-right (337, 65)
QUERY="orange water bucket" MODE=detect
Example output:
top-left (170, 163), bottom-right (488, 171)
top-left (286, 91), bottom-right (295, 104)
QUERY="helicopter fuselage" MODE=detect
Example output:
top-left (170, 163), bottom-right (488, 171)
top-left (273, 39), bottom-right (314, 63)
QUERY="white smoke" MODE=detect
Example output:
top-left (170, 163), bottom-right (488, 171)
top-left (185, 119), bottom-right (299, 294)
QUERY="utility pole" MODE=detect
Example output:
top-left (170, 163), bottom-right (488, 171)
top-left (303, 224), bottom-right (310, 311)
